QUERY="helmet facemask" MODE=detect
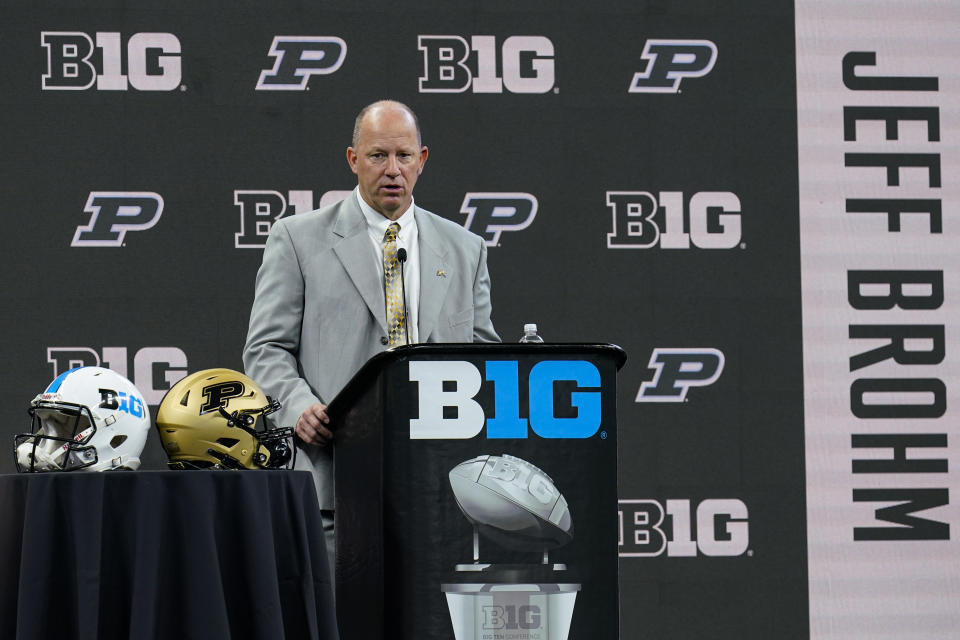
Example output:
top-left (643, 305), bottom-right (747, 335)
top-left (15, 402), bottom-right (100, 472)
top-left (209, 398), bottom-right (296, 470)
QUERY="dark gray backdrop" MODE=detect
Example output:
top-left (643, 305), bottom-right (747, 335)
top-left (0, 2), bottom-right (805, 637)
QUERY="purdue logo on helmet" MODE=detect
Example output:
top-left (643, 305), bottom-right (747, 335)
top-left (200, 380), bottom-right (246, 414)
top-left (156, 368), bottom-right (294, 470)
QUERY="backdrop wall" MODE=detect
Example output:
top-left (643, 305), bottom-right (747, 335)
top-left (1, 1), bottom-right (956, 638)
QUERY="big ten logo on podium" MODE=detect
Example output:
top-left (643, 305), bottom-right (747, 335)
top-left (408, 359), bottom-right (603, 439)
top-left (618, 498), bottom-right (750, 558)
top-left (41, 31), bottom-right (182, 91)
top-left (46, 347), bottom-right (188, 405)
top-left (233, 189), bottom-right (351, 248)
top-left (417, 35), bottom-right (556, 94)
top-left (483, 604), bottom-right (540, 631)
top-left (606, 191), bottom-right (743, 250)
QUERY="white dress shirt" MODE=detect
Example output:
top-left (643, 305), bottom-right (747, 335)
top-left (355, 188), bottom-right (420, 343)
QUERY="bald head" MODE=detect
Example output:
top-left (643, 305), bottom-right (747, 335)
top-left (352, 100), bottom-right (422, 148)
top-left (346, 99), bottom-right (429, 220)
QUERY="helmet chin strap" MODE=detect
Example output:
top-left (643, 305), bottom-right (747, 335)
top-left (205, 448), bottom-right (246, 470)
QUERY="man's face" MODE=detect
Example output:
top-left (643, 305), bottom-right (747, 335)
top-left (347, 106), bottom-right (428, 220)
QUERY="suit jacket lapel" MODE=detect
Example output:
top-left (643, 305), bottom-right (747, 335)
top-left (416, 208), bottom-right (451, 341)
top-left (332, 197), bottom-right (387, 334)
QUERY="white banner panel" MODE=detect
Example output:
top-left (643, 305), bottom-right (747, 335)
top-left (797, 1), bottom-right (960, 638)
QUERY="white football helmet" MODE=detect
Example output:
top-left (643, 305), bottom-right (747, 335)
top-left (14, 366), bottom-right (151, 472)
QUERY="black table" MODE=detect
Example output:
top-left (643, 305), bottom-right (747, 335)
top-left (0, 470), bottom-right (338, 640)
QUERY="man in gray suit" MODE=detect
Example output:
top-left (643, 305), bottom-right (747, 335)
top-left (243, 100), bottom-right (499, 563)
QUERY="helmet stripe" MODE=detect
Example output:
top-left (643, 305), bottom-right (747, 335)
top-left (44, 367), bottom-right (82, 393)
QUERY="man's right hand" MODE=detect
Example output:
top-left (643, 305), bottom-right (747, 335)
top-left (296, 403), bottom-right (333, 446)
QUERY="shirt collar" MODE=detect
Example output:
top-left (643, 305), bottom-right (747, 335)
top-left (356, 188), bottom-right (416, 239)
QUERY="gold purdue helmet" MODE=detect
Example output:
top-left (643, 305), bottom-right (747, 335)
top-left (156, 368), bottom-right (294, 470)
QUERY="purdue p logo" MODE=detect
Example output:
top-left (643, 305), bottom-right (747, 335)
top-left (636, 348), bottom-right (725, 402)
top-left (459, 192), bottom-right (538, 246)
top-left (200, 381), bottom-right (246, 414)
top-left (256, 36), bottom-right (347, 90)
top-left (71, 192), bottom-right (164, 247)
top-left (628, 40), bottom-right (717, 93)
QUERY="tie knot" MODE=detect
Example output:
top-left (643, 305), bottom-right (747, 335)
top-left (383, 222), bottom-right (400, 243)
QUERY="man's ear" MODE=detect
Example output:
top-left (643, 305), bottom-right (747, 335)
top-left (418, 146), bottom-right (429, 174)
top-left (346, 147), bottom-right (359, 174)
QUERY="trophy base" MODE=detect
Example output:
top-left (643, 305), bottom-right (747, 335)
top-left (441, 564), bottom-right (580, 640)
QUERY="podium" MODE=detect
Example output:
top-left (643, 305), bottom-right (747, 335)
top-left (329, 343), bottom-right (626, 640)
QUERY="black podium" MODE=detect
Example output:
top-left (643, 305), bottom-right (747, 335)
top-left (329, 343), bottom-right (626, 640)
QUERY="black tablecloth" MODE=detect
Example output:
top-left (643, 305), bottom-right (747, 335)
top-left (0, 471), bottom-right (338, 640)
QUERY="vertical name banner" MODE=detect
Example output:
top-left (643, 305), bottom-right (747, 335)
top-left (796, 1), bottom-right (960, 638)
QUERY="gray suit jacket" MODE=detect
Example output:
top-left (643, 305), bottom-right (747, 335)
top-left (243, 193), bottom-right (499, 508)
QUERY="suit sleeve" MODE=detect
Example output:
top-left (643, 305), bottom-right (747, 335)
top-left (243, 220), bottom-right (322, 427)
top-left (471, 238), bottom-right (501, 343)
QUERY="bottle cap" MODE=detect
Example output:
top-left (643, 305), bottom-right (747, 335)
top-left (523, 323), bottom-right (538, 333)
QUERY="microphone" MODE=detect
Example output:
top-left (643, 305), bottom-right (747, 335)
top-left (397, 247), bottom-right (411, 345)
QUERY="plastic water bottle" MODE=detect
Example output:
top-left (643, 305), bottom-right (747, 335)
top-left (519, 323), bottom-right (544, 343)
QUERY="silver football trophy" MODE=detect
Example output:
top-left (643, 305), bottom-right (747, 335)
top-left (443, 454), bottom-right (580, 640)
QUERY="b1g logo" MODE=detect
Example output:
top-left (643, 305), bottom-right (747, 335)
top-left (409, 360), bottom-right (601, 439)
top-left (606, 191), bottom-right (742, 249)
top-left (460, 192), bottom-right (538, 246)
top-left (99, 388), bottom-right (146, 419)
top-left (418, 35), bottom-right (556, 94)
top-left (234, 189), bottom-right (351, 248)
top-left (637, 348), bottom-right (725, 402)
top-left (71, 192), bottom-right (163, 247)
top-left (483, 605), bottom-right (541, 630)
top-left (47, 346), bottom-right (188, 405)
top-left (619, 499), bottom-right (749, 557)
top-left (256, 36), bottom-right (347, 90)
top-left (628, 39), bottom-right (717, 93)
top-left (41, 31), bottom-right (182, 91)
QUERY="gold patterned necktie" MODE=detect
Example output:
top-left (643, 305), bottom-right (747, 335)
top-left (382, 222), bottom-right (407, 347)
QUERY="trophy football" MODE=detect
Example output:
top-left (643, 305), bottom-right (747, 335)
top-left (443, 454), bottom-right (580, 640)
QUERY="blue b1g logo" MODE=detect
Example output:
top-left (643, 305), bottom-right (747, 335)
top-left (99, 388), bottom-right (145, 418)
top-left (408, 360), bottom-right (601, 439)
